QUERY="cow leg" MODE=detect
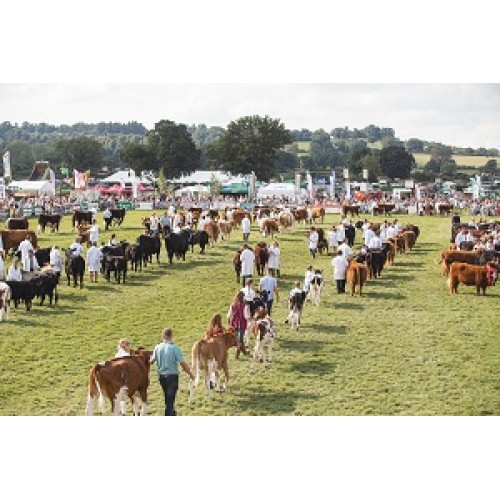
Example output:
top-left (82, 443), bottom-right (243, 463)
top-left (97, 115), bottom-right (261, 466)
top-left (251, 341), bottom-right (261, 369)
top-left (268, 340), bottom-right (273, 363)
top-left (205, 367), bottom-right (211, 398)
top-left (113, 386), bottom-right (128, 416)
top-left (138, 388), bottom-right (148, 415)
top-left (120, 400), bottom-right (127, 416)
top-left (85, 394), bottom-right (97, 416)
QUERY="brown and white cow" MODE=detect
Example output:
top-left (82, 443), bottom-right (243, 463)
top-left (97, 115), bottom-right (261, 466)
top-left (189, 330), bottom-right (238, 402)
top-left (346, 260), bottom-right (367, 296)
top-left (85, 349), bottom-right (152, 416)
top-left (204, 221), bottom-right (220, 246)
top-left (311, 206), bottom-right (325, 224)
top-left (218, 220), bottom-right (232, 240)
top-left (291, 208), bottom-right (308, 224)
top-left (261, 219), bottom-right (279, 238)
top-left (251, 316), bottom-right (276, 368)
top-left (448, 261), bottom-right (499, 295)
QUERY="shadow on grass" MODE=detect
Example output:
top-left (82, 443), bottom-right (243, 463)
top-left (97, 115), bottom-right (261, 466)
top-left (279, 338), bottom-right (332, 352)
top-left (393, 262), bottom-right (423, 270)
top-left (305, 323), bottom-right (348, 335)
top-left (235, 390), bottom-right (318, 414)
top-left (333, 302), bottom-right (365, 310)
top-left (287, 360), bottom-right (337, 376)
top-left (364, 291), bottom-right (406, 300)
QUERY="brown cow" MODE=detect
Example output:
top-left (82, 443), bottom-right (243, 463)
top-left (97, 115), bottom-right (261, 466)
top-left (218, 220), bottom-right (232, 240)
top-left (233, 249), bottom-right (242, 283)
top-left (231, 210), bottom-right (252, 228)
top-left (440, 250), bottom-right (480, 276)
top-left (438, 204), bottom-right (453, 216)
top-left (448, 261), bottom-right (499, 295)
top-left (254, 242), bottom-right (269, 276)
top-left (342, 205), bottom-right (360, 217)
top-left (85, 349), bottom-right (152, 416)
top-left (388, 235), bottom-right (406, 255)
top-left (346, 260), bottom-right (367, 296)
top-left (311, 206), bottom-right (325, 224)
top-left (189, 330), bottom-right (238, 402)
top-left (373, 204), bottom-right (395, 216)
top-left (261, 219), bottom-right (279, 238)
top-left (76, 225), bottom-right (91, 245)
top-left (0, 230), bottom-right (39, 254)
top-left (383, 241), bottom-right (396, 266)
top-left (204, 221), bottom-right (220, 246)
top-left (6, 217), bottom-right (29, 230)
top-left (402, 230), bottom-right (417, 251)
top-left (292, 208), bottom-right (308, 224)
top-left (278, 212), bottom-right (294, 230)
top-left (72, 210), bottom-right (93, 228)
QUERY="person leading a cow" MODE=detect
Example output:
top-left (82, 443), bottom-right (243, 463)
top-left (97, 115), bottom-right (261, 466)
top-left (103, 207), bottom-right (113, 231)
top-left (205, 313), bottom-right (226, 339)
top-left (308, 227), bottom-right (319, 259)
top-left (227, 291), bottom-right (248, 359)
top-left (150, 328), bottom-right (195, 416)
top-left (259, 267), bottom-right (279, 315)
top-left (242, 214), bottom-right (251, 241)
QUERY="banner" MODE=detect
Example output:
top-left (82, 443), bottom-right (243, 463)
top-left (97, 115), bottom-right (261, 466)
top-left (295, 172), bottom-right (301, 195)
top-left (132, 176), bottom-right (140, 199)
top-left (0, 178), bottom-right (5, 199)
top-left (49, 168), bottom-right (56, 192)
top-left (329, 170), bottom-right (336, 198)
top-left (306, 170), bottom-right (314, 199)
top-left (345, 181), bottom-right (351, 201)
top-left (74, 169), bottom-right (89, 190)
top-left (3, 151), bottom-right (11, 179)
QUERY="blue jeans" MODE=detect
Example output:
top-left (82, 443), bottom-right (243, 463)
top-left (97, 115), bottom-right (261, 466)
top-left (159, 374), bottom-right (179, 416)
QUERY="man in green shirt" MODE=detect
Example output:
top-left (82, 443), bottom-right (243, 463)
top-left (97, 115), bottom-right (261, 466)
top-left (150, 328), bottom-right (194, 416)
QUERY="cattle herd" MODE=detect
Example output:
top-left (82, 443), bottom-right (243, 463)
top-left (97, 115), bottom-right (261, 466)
top-left (2, 205), bottom-right (499, 416)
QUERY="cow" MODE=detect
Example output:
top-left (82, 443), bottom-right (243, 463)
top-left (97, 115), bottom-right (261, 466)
top-left (388, 235), bottom-right (405, 255)
top-left (291, 208), bottom-right (308, 224)
top-left (366, 250), bottom-right (386, 279)
top-left (448, 261), bottom-right (499, 295)
top-left (403, 224), bottom-right (420, 241)
top-left (14, 246), bottom-right (52, 267)
top-left (286, 291), bottom-right (306, 330)
top-left (189, 330), bottom-right (238, 402)
top-left (382, 241), bottom-right (395, 266)
top-left (185, 229), bottom-right (209, 254)
top-left (102, 246), bottom-right (127, 284)
top-left (233, 250), bottom-right (242, 284)
top-left (204, 221), bottom-right (220, 247)
top-left (76, 225), bottom-right (91, 246)
top-left (438, 204), bottom-right (453, 216)
top-left (32, 269), bottom-right (59, 306)
top-left (254, 242), bottom-right (269, 276)
top-left (346, 260), bottom-right (367, 296)
top-left (316, 228), bottom-right (328, 255)
top-left (0, 283), bottom-right (11, 321)
top-left (65, 249), bottom-right (85, 288)
top-left (72, 210), bottom-right (93, 228)
top-left (5, 279), bottom-right (38, 311)
top-left (342, 205), bottom-right (360, 217)
top-left (402, 230), bottom-right (417, 251)
top-left (124, 243), bottom-right (143, 272)
top-left (373, 204), bottom-right (395, 216)
top-left (261, 219), bottom-right (279, 238)
top-left (7, 217), bottom-right (29, 230)
top-left (308, 271), bottom-right (324, 306)
top-left (278, 212), bottom-right (294, 231)
top-left (311, 206), bottom-right (325, 224)
top-left (440, 250), bottom-right (480, 276)
top-left (85, 349), bottom-right (152, 416)
top-left (218, 220), bottom-right (233, 240)
top-left (0, 230), bottom-right (39, 255)
top-left (137, 233), bottom-right (161, 266)
top-left (251, 316), bottom-right (276, 368)
top-left (109, 208), bottom-right (126, 228)
top-left (37, 214), bottom-right (62, 233)
top-left (424, 202), bottom-right (434, 216)
top-left (230, 210), bottom-right (252, 228)
top-left (165, 231), bottom-right (190, 265)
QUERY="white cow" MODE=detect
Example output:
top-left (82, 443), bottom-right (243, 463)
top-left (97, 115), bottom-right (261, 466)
top-left (251, 316), bottom-right (276, 368)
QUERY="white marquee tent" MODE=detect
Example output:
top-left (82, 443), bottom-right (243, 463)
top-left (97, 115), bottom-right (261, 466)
top-left (256, 182), bottom-right (306, 199)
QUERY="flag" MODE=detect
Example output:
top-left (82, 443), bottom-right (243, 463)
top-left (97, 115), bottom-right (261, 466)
top-left (49, 168), bottom-right (56, 192)
top-left (132, 176), bottom-right (140, 199)
top-left (306, 170), bottom-right (314, 199)
top-left (74, 169), bottom-right (85, 189)
top-left (295, 172), bottom-right (301, 195)
top-left (60, 166), bottom-right (69, 176)
top-left (3, 151), bottom-right (11, 179)
top-left (345, 180), bottom-right (351, 201)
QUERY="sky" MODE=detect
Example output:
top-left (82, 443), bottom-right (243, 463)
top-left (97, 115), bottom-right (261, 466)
top-left (1, 83), bottom-right (499, 150)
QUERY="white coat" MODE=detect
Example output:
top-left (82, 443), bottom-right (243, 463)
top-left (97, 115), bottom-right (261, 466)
top-left (86, 247), bottom-right (102, 272)
top-left (308, 231), bottom-right (319, 250)
top-left (18, 239), bottom-right (34, 261)
top-left (240, 248), bottom-right (254, 276)
top-left (268, 246), bottom-right (280, 270)
top-left (332, 255), bottom-right (349, 280)
top-left (49, 249), bottom-right (63, 273)
top-left (22, 255), bottom-right (40, 272)
top-left (241, 217), bottom-right (251, 234)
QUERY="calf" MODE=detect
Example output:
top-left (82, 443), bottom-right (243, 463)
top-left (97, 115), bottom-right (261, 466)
top-left (85, 349), bottom-right (152, 416)
top-left (5, 279), bottom-right (38, 311)
top-left (189, 330), bottom-right (238, 402)
top-left (34, 271), bottom-right (59, 306)
top-left (125, 243), bottom-right (143, 272)
top-left (251, 316), bottom-right (276, 368)
top-left (165, 231), bottom-right (190, 265)
top-left (346, 260), bottom-right (367, 296)
top-left (286, 291), bottom-right (306, 330)
top-left (308, 271), bottom-right (324, 306)
top-left (7, 217), bottom-right (29, 230)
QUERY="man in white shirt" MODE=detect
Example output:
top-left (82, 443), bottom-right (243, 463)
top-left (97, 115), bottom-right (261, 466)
top-left (240, 244), bottom-right (254, 287)
top-left (241, 215), bottom-right (251, 242)
top-left (363, 225), bottom-right (375, 246)
top-left (259, 269), bottom-right (279, 315)
top-left (88, 222), bottom-right (99, 245)
top-left (103, 207), bottom-right (113, 230)
top-left (7, 258), bottom-right (23, 281)
top-left (69, 237), bottom-right (84, 257)
top-left (454, 228), bottom-right (467, 249)
top-left (304, 265), bottom-right (315, 294)
top-left (149, 213), bottom-right (160, 234)
top-left (49, 246), bottom-right (63, 281)
top-left (332, 250), bottom-right (349, 294)
top-left (308, 227), bottom-right (319, 259)
top-left (327, 226), bottom-right (338, 255)
top-left (368, 232), bottom-right (382, 250)
top-left (386, 224), bottom-right (398, 239)
top-left (338, 239), bottom-right (353, 259)
top-left (22, 249), bottom-right (40, 273)
top-left (18, 235), bottom-right (34, 263)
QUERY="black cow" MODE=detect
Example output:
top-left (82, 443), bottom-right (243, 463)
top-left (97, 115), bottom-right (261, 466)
top-left (185, 229), bottom-right (209, 254)
top-left (34, 272), bottom-right (59, 306)
top-left (72, 210), bottom-right (93, 228)
top-left (249, 295), bottom-right (267, 316)
top-left (125, 243), bottom-right (143, 272)
top-left (105, 209), bottom-right (126, 230)
top-left (15, 247), bottom-right (52, 268)
top-left (137, 234), bottom-right (161, 266)
top-left (7, 217), bottom-right (29, 230)
top-left (345, 224), bottom-right (356, 247)
top-left (65, 250), bottom-right (85, 288)
top-left (5, 280), bottom-right (38, 311)
top-left (367, 250), bottom-right (386, 279)
top-left (165, 231), bottom-right (190, 265)
top-left (38, 214), bottom-right (62, 233)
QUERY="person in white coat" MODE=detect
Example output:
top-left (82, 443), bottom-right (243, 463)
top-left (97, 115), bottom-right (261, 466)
top-left (86, 242), bottom-right (102, 283)
top-left (18, 235), bottom-right (34, 263)
top-left (22, 249), bottom-right (40, 273)
top-left (327, 226), bottom-right (338, 255)
top-left (49, 245), bottom-right (63, 282)
top-left (0, 250), bottom-right (5, 280)
top-left (241, 215), bottom-right (251, 241)
top-left (332, 250), bottom-right (349, 294)
top-left (267, 240), bottom-right (281, 277)
top-left (240, 244), bottom-right (254, 287)
top-left (88, 222), bottom-right (99, 245)
top-left (308, 227), bottom-right (319, 259)
top-left (7, 258), bottom-right (22, 281)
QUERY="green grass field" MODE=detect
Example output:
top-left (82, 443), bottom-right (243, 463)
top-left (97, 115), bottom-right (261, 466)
top-left (1, 211), bottom-right (499, 416)
top-left (413, 153), bottom-right (498, 168)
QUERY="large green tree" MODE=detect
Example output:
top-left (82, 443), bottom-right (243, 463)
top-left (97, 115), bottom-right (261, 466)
top-left (147, 120), bottom-right (200, 178)
top-left (345, 145), bottom-right (371, 178)
top-left (56, 136), bottom-right (104, 175)
top-left (2, 141), bottom-right (35, 178)
top-left (207, 115), bottom-right (293, 181)
top-left (119, 142), bottom-right (156, 174)
top-left (379, 145), bottom-right (415, 179)
top-left (309, 129), bottom-right (341, 169)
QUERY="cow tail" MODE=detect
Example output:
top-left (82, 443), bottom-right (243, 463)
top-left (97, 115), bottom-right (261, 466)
top-left (191, 343), bottom-right (200, 386)
top-left (89, 364), bottom-right (105, 413)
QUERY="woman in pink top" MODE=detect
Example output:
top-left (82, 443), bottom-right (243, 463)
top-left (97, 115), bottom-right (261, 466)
top-left (227, 291), bottom-right (248, 359)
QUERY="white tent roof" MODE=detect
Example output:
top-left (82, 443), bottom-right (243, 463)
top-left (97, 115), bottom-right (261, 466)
top-left (9, 180), bottom-right (55, 195)
top-left (171, 170), bottom-right (231, 185)
top-left (257, 183), bottom-right (306, 198)
top-left (174, 185), bottom-right (210, 197)
top-left (101, 170), bottom-right (152, 185)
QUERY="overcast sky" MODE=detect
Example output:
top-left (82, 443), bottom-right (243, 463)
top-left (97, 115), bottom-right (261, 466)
top-left (1, 83), bottom-right (499, 149)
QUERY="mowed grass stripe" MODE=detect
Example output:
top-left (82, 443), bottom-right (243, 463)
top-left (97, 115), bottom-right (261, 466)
top-left (0, 212), bottom-right (498, 415)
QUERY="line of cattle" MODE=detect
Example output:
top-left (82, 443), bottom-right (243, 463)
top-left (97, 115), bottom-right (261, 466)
top-left (440, 221), bottom-right (500, 295)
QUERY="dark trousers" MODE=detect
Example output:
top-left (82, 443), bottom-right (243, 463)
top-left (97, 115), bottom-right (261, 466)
top-left (242, 274), bottom-right (252, 287)
top-left (336, 279), bottom-right (346, 294)
top-left (266, 299), bottom-right (274, 316)
top-left (159, 374), bottom-right (179, 416)
top-left (310, 249), bottom-right (316, 259)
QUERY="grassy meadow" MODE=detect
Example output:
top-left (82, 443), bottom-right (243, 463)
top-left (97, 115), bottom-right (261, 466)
top-left (0, 211), bottom-right (499, 416)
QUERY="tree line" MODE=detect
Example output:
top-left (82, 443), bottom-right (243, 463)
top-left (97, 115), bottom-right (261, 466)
top-left (0, 119), bottom-right (497, 182)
